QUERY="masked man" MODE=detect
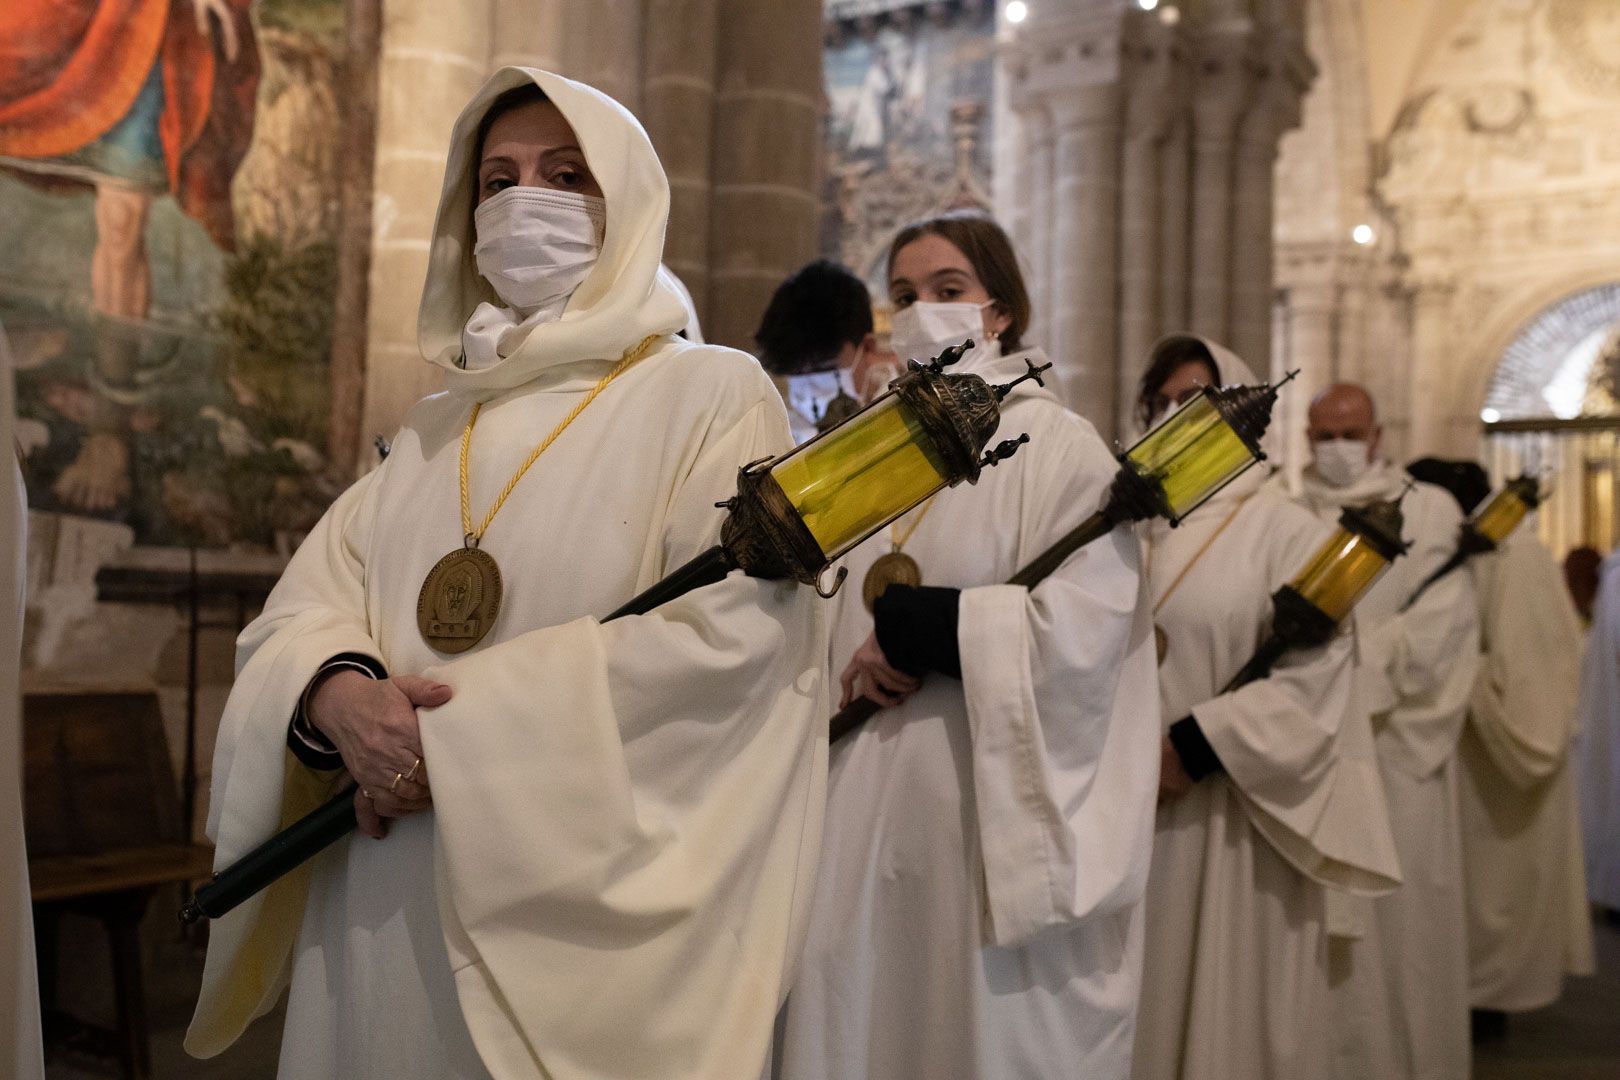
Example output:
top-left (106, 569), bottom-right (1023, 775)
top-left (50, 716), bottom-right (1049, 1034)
top-left (1286, 384), bottom-right (1480, 1080)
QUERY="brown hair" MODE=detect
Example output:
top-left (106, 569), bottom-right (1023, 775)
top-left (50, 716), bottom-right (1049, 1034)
top-left (474, 83), bottom-right (551, 162)
top-left (887, 210), bottom-right (1031, 354)
top-left (1135, 337), bottom-right (1218, 430)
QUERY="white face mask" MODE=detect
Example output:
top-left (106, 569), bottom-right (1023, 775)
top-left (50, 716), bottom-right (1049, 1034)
top-left (473, 187), bottom-right (606, 316)
top-left (888, 301), bottom-right (999, 369)
top-left (1313, 439), bottom-right (1373, 488)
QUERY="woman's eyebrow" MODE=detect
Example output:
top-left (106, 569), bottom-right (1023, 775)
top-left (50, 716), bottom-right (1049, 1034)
top-left (478, 154), bottom-right (518, 172)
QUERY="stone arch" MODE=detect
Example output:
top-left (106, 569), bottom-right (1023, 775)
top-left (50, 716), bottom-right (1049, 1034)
top-left (1459, 267), bottom-right (1620, 425)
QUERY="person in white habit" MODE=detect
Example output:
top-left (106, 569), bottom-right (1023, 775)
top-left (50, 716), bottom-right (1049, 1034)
top-left (1129, 337), bottom-right (1400, 1080)
top-left (1402, 458), bottom-right (1596, 1027)
top-left (1288, 384), bottom-right (1481, 1080)
top-left (2, 321), bottom-right (46, 1080)
top-left (185, 68), bottom-right (829, 1080)
top-left (773, 211), bottom-right (1160, 1080)
top-left (1578, 548), bottom-right (1620, 916)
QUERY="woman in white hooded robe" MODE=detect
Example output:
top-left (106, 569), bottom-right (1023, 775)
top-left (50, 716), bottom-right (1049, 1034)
top-left (773, 211), bottom-right (1160, 1080)
top-left (1129, 336), bottom-right (1400, 1080)
top-left (185, 69), bottom-right (828, 1080)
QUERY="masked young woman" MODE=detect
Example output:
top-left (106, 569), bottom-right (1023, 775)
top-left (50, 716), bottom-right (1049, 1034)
top-left (773, 211), bottom-right (1160, 1080)
top-left (186, 69), bottom-right (828, 1080)
top-left (1128, 336), bottom-right (1399, 1080)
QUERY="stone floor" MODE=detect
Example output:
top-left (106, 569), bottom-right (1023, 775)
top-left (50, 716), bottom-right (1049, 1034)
top-left (42, 902), bottom-right (1620, 1079)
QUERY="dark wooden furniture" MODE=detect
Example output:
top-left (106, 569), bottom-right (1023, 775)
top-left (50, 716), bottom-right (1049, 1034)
top-left (24, 686), bottom-right (216, 1080)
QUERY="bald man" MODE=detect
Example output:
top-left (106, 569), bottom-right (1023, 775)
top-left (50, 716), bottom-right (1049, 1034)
top-left (1286, 383), bottom-right (1481, 1080)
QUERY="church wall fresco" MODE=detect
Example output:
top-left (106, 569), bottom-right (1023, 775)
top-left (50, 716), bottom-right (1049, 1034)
top-left (1, 0), bottom-right (363, 555)
top-left (820, 0), bottom-right (996, 298)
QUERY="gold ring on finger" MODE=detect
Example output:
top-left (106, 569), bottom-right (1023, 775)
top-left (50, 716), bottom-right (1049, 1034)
top-left (404, 757), bottom-right (422, 782)
top-left (389, 771), bottom-right (404, 794)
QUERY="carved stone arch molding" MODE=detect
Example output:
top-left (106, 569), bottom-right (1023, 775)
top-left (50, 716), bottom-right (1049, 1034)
top-left (1463, 267), bottom-right (1620, 423)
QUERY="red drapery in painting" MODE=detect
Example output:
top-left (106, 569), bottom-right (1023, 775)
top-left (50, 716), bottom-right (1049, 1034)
top-left (0, 0), bottom-right (261, 251)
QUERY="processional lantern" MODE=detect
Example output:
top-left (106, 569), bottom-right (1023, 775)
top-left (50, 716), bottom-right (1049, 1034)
top-left (1221, 493), bottom-right (1410, 693)
top-left (832, 372), bottom-right (1296, 743)
top-left (1400, 473), bottom-right (1542, 612)
top-left (182, 341), bottom-right (1043, 926)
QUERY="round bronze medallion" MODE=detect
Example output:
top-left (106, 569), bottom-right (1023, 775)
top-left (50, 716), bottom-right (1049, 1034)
top-left (862, 551), bottom-right (922, 613)
top-left (1154, 624), bottom-right (1169, 666)
top-left (417, 547), bottom-right (503, 653)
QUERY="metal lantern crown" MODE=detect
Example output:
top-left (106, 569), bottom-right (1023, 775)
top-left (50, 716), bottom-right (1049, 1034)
top-left (1119, 374), bottom-right (1296, 526)
top-left (719, 341), bottom-right (1047, 590)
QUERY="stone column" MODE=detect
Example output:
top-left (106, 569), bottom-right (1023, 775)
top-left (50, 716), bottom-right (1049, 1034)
top-left (1278, 274), bottom-right (1337, 487)
top-left (1187, 33), bottom-right (1248, 344)
top-left (1157, 115), bottom-right (1191, 333)
top-left (1049, 87), bottom-right (1123, 427)
top-left (705, 0), bottom-right (822, 350)
top-left (490, 0), bottom-right (647, 111)
top-left (1021, 105), bottom-right (1055, 354)
top-left (1116, 13), bottom-right (1176, 431)
top-left (362, 0), bottom-right (494, 443)
top-left (1404, 272), bottom-right (1458, 459)
top-left (641, 0), bottom-right (721, 320)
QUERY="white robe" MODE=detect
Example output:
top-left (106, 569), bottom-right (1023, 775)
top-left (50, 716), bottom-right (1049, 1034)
top-left (1458, 532), bottom-right (1595, 1011)
top-left (188, 69), bottom-right (828, 1080)
top-left (1134, 339), bottom-right (1397, 1080)
top-left (1578, 551), bottom-right (1620, 912)
top-left (1, 322), bottom-right (46, 1080)
top-left (774, 347), bottom-right (1160, 1080)
top-left (1293, 463), bottom-right (1480, 1080)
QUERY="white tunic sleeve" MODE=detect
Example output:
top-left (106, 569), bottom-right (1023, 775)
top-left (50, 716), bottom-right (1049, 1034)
top-left (415, 398), bottom-right (828, 1080)
top-left (956, 408), bottom-right (1160, 948)
top-left (1190, 504), bottom-right (1400, 895)
top-left (1362, 495), bottom-right (1482, 779)
top-left (1466, 535), bottom-right (1583, 790)
top-left (190, 465), bottom-right (391, 1054)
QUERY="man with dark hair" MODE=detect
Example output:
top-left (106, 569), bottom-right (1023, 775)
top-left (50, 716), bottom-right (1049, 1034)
top-left (754, 259), bottom-right (889, 441)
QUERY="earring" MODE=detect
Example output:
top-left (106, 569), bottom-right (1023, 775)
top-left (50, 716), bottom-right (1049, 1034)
top-left (986, 328), bottom-right (1000, 340)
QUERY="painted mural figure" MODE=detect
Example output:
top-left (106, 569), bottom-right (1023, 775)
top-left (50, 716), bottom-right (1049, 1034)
top-left (0, 0), bottom-right (260, 513)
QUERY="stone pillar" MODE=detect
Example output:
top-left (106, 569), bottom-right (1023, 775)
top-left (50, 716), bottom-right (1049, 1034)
top-left (490, 1), bottom-right (646, 110)
top-left (705, 0), bottom-right (822, 350)
top-left (1157, 115), bottom-right (1191, 333)
top-left (362, 0), bottom-right (494, 443)
top-left (1405, 273), bottom-right (1458, 459)
top-left (1022, 105), bottom-right (1055, 354)
top-left (1049, 87), bottom-right (1123, 426)
top-left (1279, 277), bottom-right (1337, 487)
top-left (641, 0), bottom-right (720, 319)
top-left (1187, 33), bottom-right (1248, 344)
top-left (1116, 15), bottom-right (1176, 431)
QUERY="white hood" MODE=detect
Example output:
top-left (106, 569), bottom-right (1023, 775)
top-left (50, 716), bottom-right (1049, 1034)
top-left (1147, 333), bottom-right (1262, 397)
top-left (418, 68), bottom-right (689, 397)
top-left (1144, 333), bottom-right (1269, 505)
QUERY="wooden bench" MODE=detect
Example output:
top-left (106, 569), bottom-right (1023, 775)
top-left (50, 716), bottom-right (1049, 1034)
top-left (24, 686), bottom-right (216, 1080)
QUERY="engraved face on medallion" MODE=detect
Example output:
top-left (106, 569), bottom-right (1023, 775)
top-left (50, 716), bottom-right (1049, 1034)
top-left (417, 547), bottom-right (503, 653)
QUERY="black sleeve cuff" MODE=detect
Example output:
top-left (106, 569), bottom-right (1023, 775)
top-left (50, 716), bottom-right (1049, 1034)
top-left (872, 585), bottom-right (962, 679)
top-left (1168, 715), bottom-right (1224, 782)
top-left (287, 652), bottom-right (387, 771)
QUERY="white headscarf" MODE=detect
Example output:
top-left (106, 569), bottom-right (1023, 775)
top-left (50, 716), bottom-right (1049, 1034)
top-left (417, 68), bottom-right (689, 398)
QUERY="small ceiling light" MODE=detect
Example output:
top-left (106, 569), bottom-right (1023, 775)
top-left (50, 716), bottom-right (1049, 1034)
top-left (1006, 0), bottom-right (1029, 23)
top-left (1352, 223), bottom-right (1376, 246)
top-left (1158, 5), bottom-right (1181, 25)
top-left (1137, 0), bottom-right (1159, 10)
top-left (1480, 407), bottom-right (1501, 423)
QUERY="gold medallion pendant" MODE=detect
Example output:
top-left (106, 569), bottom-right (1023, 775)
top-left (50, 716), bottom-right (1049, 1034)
top-left (862, 550), bottom-right (922, 613)
top-left (417, 547), bottom-right (503, 653)
top-left (1154, 623), bottom-right (1169, 666)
